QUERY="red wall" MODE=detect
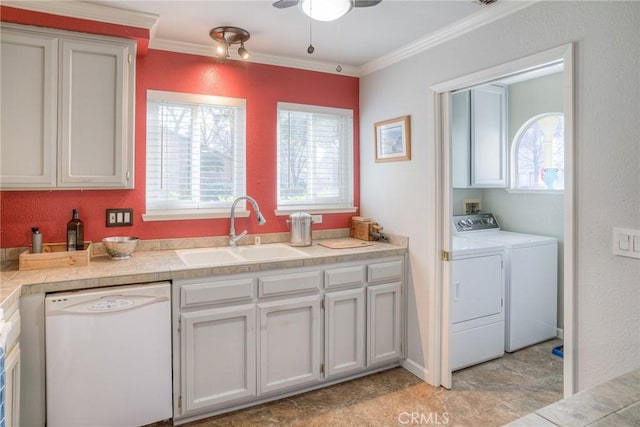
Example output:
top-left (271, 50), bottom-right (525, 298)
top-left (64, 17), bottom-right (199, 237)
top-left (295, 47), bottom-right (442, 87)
top-left (0, 9), bottom-right (360, 248)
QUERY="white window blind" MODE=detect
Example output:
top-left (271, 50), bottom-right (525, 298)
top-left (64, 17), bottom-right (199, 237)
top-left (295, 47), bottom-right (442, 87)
top-left (146, 90), bottom-right (246, 216)
top-left (277, 102), bottom-right (354, 210)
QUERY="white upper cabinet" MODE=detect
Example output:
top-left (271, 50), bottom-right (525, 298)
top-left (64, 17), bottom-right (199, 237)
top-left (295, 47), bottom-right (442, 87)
top-left (0, 30), bottom-right (58, 188)
top-left (0, 24), bottom-right (135, 190)
top-left (58, 39), bottom-right (133, 187)
top-left (451, 90), bottom-right (471, 189)
top-left (452, 84), bottom-right (507, 188)
top-left (471, 85), bottom-right (507, 187)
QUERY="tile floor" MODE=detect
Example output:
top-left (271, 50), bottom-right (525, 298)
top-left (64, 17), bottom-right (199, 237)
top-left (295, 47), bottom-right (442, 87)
top-left (507, 368), bottom-right (640, 427)
top-left (183, 339), bottom-right (563, 427)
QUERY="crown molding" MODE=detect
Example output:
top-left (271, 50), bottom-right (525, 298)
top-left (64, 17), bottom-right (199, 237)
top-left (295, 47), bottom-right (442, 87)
top-left (358, 0), bottom-right (537, 76)
top-left (2, 1), bottom-right (159, 31)
top-left (4, 0), bottom-right (535, 77)
top-left (150, 38), bottom-right (360, 77)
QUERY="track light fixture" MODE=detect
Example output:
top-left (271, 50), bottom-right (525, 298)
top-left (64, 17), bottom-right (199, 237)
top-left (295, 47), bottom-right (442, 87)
top-left (209, 26), bottom-right (251, 62)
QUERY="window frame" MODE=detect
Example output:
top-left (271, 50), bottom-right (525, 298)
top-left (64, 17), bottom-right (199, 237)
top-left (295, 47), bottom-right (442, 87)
top-left (143, 90), bottom-right (247, 222)
top-left (508, 112), bottom-right (565, 194)
top-left (275, 102), bottom-right (357, 215)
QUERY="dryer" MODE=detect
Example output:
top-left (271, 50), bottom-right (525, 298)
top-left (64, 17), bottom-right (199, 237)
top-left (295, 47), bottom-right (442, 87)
top-left (454, 213), bottom-right (558, 352)
top-left (450, 236), bottom-right (505, 370)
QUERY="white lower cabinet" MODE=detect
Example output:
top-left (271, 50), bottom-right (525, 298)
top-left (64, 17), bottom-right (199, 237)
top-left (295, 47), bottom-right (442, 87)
top-left (324, 288), bottom-right (365, 378)
top-left (258, 295), bottom-right (322, 394)
top-left (174, 256), bottom-right (405, 422)
top-left (3, 302), bottom-right (21, 427)
top-left (180, 304), bottom-right (256, 414)
top-left (5, 342), bottom-right (21, 427)
top-left (367, 282), bottom-right (403, 366)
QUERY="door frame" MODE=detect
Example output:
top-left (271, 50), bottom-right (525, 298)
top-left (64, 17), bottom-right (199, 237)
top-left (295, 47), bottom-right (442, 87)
top-left (428, 43), bottom-right (577, 395)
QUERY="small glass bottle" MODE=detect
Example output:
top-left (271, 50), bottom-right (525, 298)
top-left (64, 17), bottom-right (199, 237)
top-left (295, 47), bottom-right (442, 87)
top-left (66, 209), bottom-right (84, 251)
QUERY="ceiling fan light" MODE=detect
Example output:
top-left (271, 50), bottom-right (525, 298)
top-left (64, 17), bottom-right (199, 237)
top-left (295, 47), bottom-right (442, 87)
top-left (300, 0), bottom-right (353, 21)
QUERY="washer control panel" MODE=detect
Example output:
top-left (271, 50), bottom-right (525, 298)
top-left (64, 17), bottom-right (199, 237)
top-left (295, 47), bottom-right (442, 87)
top-left (453, 213), bottom-right (500, 233)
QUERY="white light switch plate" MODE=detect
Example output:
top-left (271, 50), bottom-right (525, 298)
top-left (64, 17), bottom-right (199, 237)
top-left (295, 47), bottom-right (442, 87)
top-left (613, 227), bottom-right (640, 259)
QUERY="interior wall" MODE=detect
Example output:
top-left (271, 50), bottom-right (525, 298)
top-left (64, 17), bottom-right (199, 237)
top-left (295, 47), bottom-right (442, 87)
top-left (0, 10), bottom-right (360, 248)
top-left (360, 1), bottom-right (640, 391)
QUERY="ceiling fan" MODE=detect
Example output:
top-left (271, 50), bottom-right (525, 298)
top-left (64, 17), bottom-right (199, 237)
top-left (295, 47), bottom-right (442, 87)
top-left (273, 0), bottom-right (383, 22)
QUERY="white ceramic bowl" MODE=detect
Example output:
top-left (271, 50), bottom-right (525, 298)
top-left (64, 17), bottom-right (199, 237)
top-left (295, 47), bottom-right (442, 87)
top-left (102, 236), bottom-right (139, 260)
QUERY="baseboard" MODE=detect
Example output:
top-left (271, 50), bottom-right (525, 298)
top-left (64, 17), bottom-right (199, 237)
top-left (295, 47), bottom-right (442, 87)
top-left (401, 358), bottom-right (430, 382)
top-left (557, 328), bottom-right (564, 340)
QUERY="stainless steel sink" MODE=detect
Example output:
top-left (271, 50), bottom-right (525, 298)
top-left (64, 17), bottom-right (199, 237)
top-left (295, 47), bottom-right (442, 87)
top-left (177, 243), bottom-right (311, 266)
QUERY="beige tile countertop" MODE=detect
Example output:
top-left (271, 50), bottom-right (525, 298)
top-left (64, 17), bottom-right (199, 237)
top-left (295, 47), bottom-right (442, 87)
top-left (0, 231), bottom-right (408, 310)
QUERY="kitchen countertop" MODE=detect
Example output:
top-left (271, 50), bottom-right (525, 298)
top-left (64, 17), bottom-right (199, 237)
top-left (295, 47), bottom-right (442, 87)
top-left (0, 236), bottom-right (408, 310)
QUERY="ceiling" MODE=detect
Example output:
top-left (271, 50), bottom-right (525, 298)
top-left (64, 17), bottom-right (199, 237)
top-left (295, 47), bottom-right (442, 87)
top-left (9, 1), bottom-right (528, 75)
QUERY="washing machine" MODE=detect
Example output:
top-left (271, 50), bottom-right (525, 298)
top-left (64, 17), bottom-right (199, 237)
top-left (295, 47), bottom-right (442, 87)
top-left (454, 213), bottom-right (558, 352)
top-left (450, 236), bottom-right (505, 370)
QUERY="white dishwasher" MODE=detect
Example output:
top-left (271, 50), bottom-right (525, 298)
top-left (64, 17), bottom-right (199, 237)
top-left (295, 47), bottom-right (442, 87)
top-left (46, 282), bottom-right (172, 427)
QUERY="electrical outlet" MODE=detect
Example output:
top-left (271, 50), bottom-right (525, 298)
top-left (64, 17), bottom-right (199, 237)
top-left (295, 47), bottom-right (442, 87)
top-left (106, 209), bottom-right (134, 227)
top-left (312, 215), bottom-right (323, 224)
top-left (463, 199), bottom-right (481, 215)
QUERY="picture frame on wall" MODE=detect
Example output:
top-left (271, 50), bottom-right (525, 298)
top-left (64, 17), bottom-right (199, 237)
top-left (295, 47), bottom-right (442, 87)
top-left (374, 115), bottom-right (411, 162)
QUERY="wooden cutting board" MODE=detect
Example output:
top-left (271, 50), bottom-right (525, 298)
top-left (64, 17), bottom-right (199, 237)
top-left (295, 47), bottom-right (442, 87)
top-left (318, 239), bottom-right (374, 249)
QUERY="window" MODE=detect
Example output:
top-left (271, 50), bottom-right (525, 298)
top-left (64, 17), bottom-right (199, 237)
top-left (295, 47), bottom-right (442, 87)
top-left (277, 102), bottom-right (354, 212)
top-left (511, 113), bottom-right (564, 191)
top-left (145, 90), bottom-right (246, 219)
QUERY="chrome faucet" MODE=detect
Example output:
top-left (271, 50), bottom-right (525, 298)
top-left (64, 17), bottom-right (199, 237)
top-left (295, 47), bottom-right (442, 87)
top-left (229, 195), bottom-right (266, 247)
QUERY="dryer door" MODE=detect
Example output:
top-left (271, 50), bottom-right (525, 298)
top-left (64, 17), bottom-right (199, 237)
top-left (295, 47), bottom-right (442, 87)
top-left (451, 254), bottom-right (503, 324)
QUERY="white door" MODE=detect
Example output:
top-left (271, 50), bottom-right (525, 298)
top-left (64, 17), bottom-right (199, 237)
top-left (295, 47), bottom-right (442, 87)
top-left (58, 38), bottom-right (134, 188)
top-left (325, 288), bottom-right (365, 378)
top-left (181, 304), bottom-right (256, 414)
top-left (470, 84), bottom-right (507, 187)
top-left (258, 295), bottom-right (321, 395)
top-left (367, 282), bottom-right (402, 366)
top-left (0, 29), bottom-right (57, 188)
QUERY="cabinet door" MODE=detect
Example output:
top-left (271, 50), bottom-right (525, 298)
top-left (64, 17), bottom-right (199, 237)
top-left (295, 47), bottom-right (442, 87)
top-left (325, 288), bottom-right (365, 378)
top-left (451, 90), bottom-right (471, 188)
top-left (180, 304), bottom-right (256, 414)
top-left (471, 85), bottom-right (507, 187)
top-left (258, 295), bottom-right (321, 394)
top-left (0, 30), bottom-right (58, 188)
top-left (367, 282), bottom-right (402, 366)
top-left (5, 343), bottom-right (21, 427)
top-left (58, 38), bottom-right (134, 188)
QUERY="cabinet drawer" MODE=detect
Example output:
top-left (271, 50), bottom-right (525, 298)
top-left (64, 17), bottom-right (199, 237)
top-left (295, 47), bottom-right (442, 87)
top-left (324, 265), bottom-right (365, 289)
top-left (367, 260), bottom-right (403, 283)
top-left (181, 278), bottom-right (256, 308)
top-left (5, 308), bottom-right (20, 353)
top-left (259, 271), bottom-right (321, 298)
